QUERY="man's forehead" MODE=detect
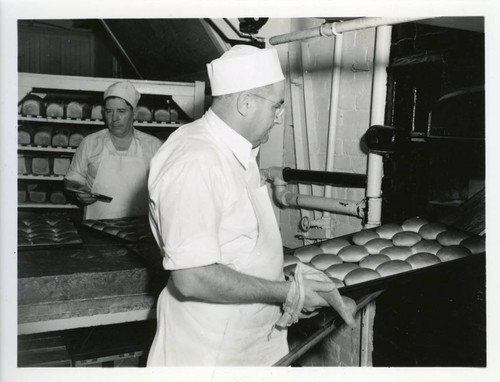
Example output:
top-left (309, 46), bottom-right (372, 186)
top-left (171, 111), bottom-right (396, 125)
top-left (274, 81), bottom-right (286, 100)
top-left (104, 97), bottom-right (130, 108)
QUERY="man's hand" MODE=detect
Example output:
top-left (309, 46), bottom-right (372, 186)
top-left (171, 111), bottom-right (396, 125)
top-left (75, 192), bottom-right (97, 205)
top-left (301, 279), bottom-right (335, 312)
top-left (64, 180), bottom-right (97, 205)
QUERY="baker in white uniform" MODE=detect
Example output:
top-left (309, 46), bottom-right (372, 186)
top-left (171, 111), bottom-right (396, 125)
top-left (64, 81), bottom-right (162, 220)
top-left (147, 45), bottom-right (336, 366)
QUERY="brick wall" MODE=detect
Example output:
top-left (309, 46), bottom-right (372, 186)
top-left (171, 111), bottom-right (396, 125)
top-left (262, 22), bottom-right (378, 366)
top-left (296, 302), bottom-right (376, 366)
top-left (266, 19), bottom-right (376, 247)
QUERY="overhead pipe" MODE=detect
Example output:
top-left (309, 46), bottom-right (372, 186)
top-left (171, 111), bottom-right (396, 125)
top-left (99, 19), bottom-right (144, 80)
top-left (269, 17), bottom-right (427, 46)
top-left (365, 26), bottom-right (393, 229)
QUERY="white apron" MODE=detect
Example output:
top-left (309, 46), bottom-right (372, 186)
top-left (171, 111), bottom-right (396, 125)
top-left (147, 184), bottom-right (289, 366)
top-left (84, 139), bottom-right (149, 220)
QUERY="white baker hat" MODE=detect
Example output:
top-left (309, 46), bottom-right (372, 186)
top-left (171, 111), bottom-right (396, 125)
top-left (207, 45), bottom-right (285, 96)
top-left (103, 81), bottom-right (141, 108)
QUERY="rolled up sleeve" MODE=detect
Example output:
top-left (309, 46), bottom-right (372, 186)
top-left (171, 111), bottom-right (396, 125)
top-left (149, 158), bottom-right (226, 271)
top-left (64, 139), bottom-right (89, 185)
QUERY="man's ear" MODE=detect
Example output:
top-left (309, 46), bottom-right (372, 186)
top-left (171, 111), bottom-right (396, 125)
top-left (236, 92), bottom-right (252, 117)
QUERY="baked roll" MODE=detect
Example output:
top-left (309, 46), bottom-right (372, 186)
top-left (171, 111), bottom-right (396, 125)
top-left (352, 230), bottom-right (379, 245)
top-left (338, 245), bottom-right (369, 263)
top-left (437, 245), bottom-right (472, 262)
top-left (344, 268), bottom-right (381, 286)
top-left (310, 253), bottom-right (343, 270)
top-left (376, 223), bottom-right (403, 239)
top-left (319, 238), bottom-right (350, 254)
top-left (376, 260), bottom-right (412, 277)
top-left (294, 246), bottom-right (323, 263)
top-left (406, 252), bottom-right (441, 269)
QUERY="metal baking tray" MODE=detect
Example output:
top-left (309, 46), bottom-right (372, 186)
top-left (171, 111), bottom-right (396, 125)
top-left (284, 223), bottom-right (485, 299)
top-left (18, 218), bottom-right (83, 251)
top-left (338, 251), bottom-right (485, 300)
top-left (80, 216), bottom-right (154, 243)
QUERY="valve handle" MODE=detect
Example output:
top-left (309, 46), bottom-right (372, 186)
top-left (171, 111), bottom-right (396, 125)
top-left (300, 216), bottom-right (310, 232)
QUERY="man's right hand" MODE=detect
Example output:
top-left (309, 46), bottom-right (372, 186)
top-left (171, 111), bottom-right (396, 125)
top-left (75, 192), bottom-right (97, 205)
top-left (64, 180), bottom-right (97, 205)
top-left (302, 279), bottom-right (336, 312)
top-left (303, 278), bottom-right (357, 329)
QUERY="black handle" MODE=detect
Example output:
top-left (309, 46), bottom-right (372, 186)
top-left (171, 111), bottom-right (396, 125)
top-left (282, 167), bottom-right (367, 188)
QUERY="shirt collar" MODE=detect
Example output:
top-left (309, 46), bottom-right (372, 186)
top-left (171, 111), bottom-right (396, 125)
top-left (205, 108), bottom-right (259, 170)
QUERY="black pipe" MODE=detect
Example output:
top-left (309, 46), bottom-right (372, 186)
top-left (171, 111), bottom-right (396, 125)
top-left (282, 167), bottom-right (367, 188)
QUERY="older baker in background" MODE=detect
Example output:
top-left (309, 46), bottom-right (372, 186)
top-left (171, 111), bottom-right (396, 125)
top-left (64, 81), bottom-right (162, 220)
top-left (146, 45), bottom-right (353, 367)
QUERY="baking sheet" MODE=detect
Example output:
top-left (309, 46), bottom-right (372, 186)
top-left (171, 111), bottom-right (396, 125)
top-left (18, 217), bottom-right (83, 250)
top-left (284, 220), bottom-right (485, 298)
top-left (81, 216), bottom-right (154, 243)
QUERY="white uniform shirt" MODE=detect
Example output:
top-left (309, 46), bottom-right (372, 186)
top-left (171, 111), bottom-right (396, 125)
top-left (65, 128), bottom-right (162, 190)
top-left (148, 108), bottom-right (262, 271)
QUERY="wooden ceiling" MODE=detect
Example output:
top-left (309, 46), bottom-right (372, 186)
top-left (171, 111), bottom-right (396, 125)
top-left (102, 19), bottom-right (223, 83)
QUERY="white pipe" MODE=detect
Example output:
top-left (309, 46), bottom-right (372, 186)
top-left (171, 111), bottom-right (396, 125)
top-left (276, 188), bottom-right (365, 218)
top-left (270, 17), bottom-right (427, 46)
top-left (289, 50), bottom-right (315, 223)
top-left (301, 42), bottom-right (322, 220)
top-left (322, 33), bottom-right (344, 237)
top-left (263, 167), bottom-right (365, 218)
top-left (365, 26), bottom-right (393, 229)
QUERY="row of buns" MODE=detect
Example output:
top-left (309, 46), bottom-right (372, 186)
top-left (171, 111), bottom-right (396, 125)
top-left (284, 217), bottom-right (485, 288)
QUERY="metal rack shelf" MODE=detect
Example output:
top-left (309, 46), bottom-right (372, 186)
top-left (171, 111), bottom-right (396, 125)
top-left (18, 203), bottom-right (79, 209)
top-left (17, 73), bottom-right (205, 218)
top-left (18, 145), bottom-right (77, 154)
top-left (18, 115), bottom-right (105, 125)
top-left (19, 115), bottom-right (184, 128)
top-left (18, 174), bottom-right (65, 181)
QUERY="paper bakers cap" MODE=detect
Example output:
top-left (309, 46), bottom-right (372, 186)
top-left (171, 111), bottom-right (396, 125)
top-left (207, 45), bottom-right (285, 96)
top-left (103, 81), bottom-right (141, 108)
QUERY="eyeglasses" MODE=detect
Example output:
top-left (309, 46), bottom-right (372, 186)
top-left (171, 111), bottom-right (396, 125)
top-left (248, 93), bottom-right (286, 117)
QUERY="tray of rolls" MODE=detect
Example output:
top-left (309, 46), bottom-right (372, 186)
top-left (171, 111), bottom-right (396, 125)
top-left (18, 217), bottom-right (83, 249)
top-left (81, 216), bottom-right (154, 243)
top-left (283, 216), bottom-right (485, 294)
